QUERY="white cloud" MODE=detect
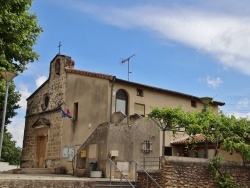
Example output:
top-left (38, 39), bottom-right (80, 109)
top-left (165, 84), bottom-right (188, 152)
top-left (236, 98), bottom-right (250, 109)
top-left (8, 116), bottom-right (25, 148)
top-left (223, 98), bottom-right (250, 120)
top-left (65, 1), bottom-right (250, 75)
top-left (225, 112), bottom-right (250, 120)
top-left (36, 76), bottom-right (47, 88)
top-left (9, 76), bottom-right (47, 148)
top-left (206, 76), bottom-right (223, 88)
top-left (18, 83), bottom-right (31, 110)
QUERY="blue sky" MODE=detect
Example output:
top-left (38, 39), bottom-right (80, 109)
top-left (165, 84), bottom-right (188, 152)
top-left (9, 0), bottom-right (250, 147)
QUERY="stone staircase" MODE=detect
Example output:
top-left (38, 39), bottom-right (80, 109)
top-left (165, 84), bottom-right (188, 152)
top-left (0, 162), bottom-right (19, 172)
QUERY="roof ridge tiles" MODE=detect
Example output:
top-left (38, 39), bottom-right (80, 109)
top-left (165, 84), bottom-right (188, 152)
top-left (65, 68), bottom-right (114, 80)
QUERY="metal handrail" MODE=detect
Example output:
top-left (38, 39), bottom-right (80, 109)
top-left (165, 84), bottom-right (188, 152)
top-left (108, 158), bottom-right (135, 188)
top-left (132, 160), bottom-right (162, 188)
top-left (141, 156), bottom-right (161, 169)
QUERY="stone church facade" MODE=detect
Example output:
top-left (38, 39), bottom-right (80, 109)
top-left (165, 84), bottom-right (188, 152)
top-left (21, 54), bottom-right (224, 173)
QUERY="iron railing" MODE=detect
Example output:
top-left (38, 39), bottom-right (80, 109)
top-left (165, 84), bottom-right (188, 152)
top-left (131, 160), bottom-right (162, 188)
top-left (140, 156), bottom-right (161, 170)
top-left (108, 158), bottom-right (135, 188)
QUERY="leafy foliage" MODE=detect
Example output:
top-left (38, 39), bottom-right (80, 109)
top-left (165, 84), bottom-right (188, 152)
top-left (148, 105), bottom-right (250, 162)
top-left (0, 78), bottom-right (21, 164)
top-left (0, 0), bottom-right (42, 73)
top-left (0, 0), bottom-right (41, 164)
top-left (149, 106), bottom-right (250, 187)
top-left (0, 79), bottom-right (21, 125)
top-left (209, 157), bottom-right (240, 188)
top-left (148, 106), bottom-right (184, 134)
top-left (1, 128), bottom-right (22, 165)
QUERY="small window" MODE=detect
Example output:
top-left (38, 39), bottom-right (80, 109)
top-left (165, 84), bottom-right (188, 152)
top-left (55, 59), bottom-right (61, 75)
top-left (141, 140), bottom-right (152, 153)
top-left (41, 94), bottom-right (50, 111)
top-left (136, 88), bottom-right (143, 97)
top-left (73, 102), bottom-right (78, 121)
top-left (191, 100), bottom-right (197, 108)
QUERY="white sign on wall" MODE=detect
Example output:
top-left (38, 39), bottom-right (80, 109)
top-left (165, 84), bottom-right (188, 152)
top-left (62, 147), bottom-right (69, 158)
top-left (68, 147), bottom-right (75, 161)
top-left (62, 146), bottom-right (75, 161)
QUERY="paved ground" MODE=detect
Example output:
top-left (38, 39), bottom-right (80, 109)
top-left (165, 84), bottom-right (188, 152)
top-left (0, 162), bottom-right (19, 172)
top-left (0, 173), bottom-right (119, 182)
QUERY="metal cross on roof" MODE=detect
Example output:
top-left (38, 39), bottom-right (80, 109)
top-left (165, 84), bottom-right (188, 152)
top-left (58, 42), bottom-right (62, 54)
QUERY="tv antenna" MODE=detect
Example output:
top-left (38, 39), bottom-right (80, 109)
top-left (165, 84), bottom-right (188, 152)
top-left (120, 54), bottom-right (135, 81)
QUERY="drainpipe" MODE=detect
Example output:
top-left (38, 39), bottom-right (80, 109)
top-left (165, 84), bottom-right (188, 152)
top-left (110, 76), bottom-right (116, 123)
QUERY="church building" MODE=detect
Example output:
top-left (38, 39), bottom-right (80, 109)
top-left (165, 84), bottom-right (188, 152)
top-left (21, 54), bottom-right (225, 175)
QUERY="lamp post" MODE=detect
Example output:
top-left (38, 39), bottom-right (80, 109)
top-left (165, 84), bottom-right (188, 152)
top-left (200, 97), bottom-right (213, 159)
top-left (0, 70), bottom-right (17, 159)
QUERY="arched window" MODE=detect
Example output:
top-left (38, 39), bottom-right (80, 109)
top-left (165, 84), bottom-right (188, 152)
top-left (116, 89), bottom-right (128, 115)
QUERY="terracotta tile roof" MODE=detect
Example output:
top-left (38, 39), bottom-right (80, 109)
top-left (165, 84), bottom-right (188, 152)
top-left (171, 134), bottom-right (206, 145)
top-left (115, 78), bottom-right (225, 106)
top-left (65, 68), bottom-right (114, 81)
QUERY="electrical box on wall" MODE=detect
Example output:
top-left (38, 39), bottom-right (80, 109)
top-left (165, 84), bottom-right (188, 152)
top-left (81, 150), bottom-right (86, 158)
top-left (110, 150), bottom-right (119, 157)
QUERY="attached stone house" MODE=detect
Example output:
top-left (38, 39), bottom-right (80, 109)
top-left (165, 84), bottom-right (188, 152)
top-left (21, 54), bottom-right (225, 174)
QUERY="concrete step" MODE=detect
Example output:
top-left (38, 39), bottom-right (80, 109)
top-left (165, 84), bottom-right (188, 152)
top-left (94, 180), bottom-right (140, 188)
top-left (20, 168), bottom-right (52, 174)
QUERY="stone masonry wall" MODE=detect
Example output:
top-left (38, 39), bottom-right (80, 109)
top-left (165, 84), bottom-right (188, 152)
top-left (137, 170), bottom-right (162, 188)
top-left (21, 55), bottom-right (72, 168)
top-left (21, 111), bottom-right (63, 168)
top-left (44, 111), bottom-right (63, 168)
top-left (138, 156), bottom-right (250, 188)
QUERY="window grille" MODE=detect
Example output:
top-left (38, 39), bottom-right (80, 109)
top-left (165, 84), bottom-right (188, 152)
top-left (141, 140), bottom-right (152, 153)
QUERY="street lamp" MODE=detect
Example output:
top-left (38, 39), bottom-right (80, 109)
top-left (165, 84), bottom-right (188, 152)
top-left (0, 70), bottom-right (17, 159)
top-left (200, 97), bottom-right (213, 159)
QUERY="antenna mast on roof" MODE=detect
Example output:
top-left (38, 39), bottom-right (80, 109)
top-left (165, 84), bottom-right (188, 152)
top-left (120, 54), bottom-right (135, 81)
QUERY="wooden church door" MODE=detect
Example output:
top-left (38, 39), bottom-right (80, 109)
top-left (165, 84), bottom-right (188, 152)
top-left (36, 136), bottom-right (46, 168)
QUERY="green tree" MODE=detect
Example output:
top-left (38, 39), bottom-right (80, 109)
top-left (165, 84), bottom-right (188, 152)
top-left (0, 79), bottom-right (21, 125)
top-left (0, 0), bottom-right (42, 163)
top-left (148, 106), bottom-right (185, 156)
top-left (1, 128), bottom-right (22, 165)
top-left (148, 106), bottom-right (250, 162)
top-left (0, 0), bottom-right (42, 73)
top-left (0, 79), bottom-right (21, 162)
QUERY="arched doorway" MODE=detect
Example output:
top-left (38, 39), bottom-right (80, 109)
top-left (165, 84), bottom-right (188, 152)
top-left (115, 89), bottom-right (128, 115)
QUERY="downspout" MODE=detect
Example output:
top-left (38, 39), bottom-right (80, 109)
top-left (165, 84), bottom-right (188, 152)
top-left (110, 76), bottom-right (116, 123)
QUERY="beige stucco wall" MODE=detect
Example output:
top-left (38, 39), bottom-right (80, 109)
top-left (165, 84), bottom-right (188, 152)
top-left (60, 73), bottom-right (111, 170)
top-left (111, 81), bottom-right (220, 156)
top-left (112, 81), bottom-right (205, 117)
top-left (219, 150), bottom-right (243, 163)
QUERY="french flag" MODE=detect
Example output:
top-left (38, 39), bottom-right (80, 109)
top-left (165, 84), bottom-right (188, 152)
top-left (58, 104), bottom-right (72, 119)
